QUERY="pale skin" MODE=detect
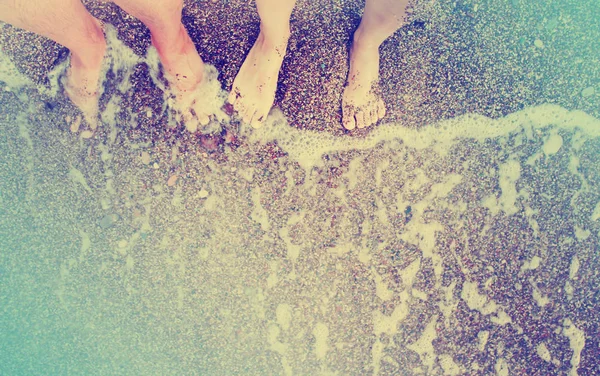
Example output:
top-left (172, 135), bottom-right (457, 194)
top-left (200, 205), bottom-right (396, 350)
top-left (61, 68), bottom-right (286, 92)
top-left (0, 0), bottom-right (409, 130)
top-left (0, 0), bottom-right (107, 124)
top-left (229, 0), bottom-right (408, 130)
top-left (0, 0), bottom-right (208, 126)
top-left (342, 0), bottom-right (410, 130)
top-left (227, 0), bottom-right (295, 129)
top-left (230, 0), bottom-right (409, 129)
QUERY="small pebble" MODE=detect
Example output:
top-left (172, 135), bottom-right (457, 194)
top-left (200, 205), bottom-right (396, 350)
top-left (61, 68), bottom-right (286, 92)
top-left (534, 39), bottom-right (544, 49)
top-left (167, 174), bottom-right (178, 187)
top-left (100, 214), bottom-right (118, 229)
top-left (81, 130), bottom-right (94, 139)
top-left (153, 162), bottom-right (159, 169)
top-left (581, 86), bottom-right (595, 98)
top-left (224, 129), bottom-right (236, 143)
top-left (141, 151), bottom-right (151, 165)
top-left (198, 189), bottom-right (209, 198)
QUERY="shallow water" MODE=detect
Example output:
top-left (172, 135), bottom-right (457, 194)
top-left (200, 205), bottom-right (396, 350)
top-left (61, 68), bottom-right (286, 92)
top-left (1, 3), bottom-right (600, 376)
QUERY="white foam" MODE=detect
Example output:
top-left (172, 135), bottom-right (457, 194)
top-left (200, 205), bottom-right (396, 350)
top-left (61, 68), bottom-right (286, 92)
top-left (249, 104), bottom-right (600, 173)
top-left (250, 186), bottom-right (271, 231)
top-left (407, 315), bottom-right (439, 370)
top-left (146, 47), bottom-right (228, 133)
top-left (563, 318), bottom-right (585, 376)
top-left (461, 281), bottom-right (497, 315)
top-left (0, 51), bottom-right (32, 89)
top-left (592, 201), bottom-right (600, 221)
top-left (1, 25), bottom-right (228, 134)
top-left (521, 256), bottom-right (542, 272)
top-left (574, 226), bottom-right (590, 241)
top-left (478, 330), bottom-right (489, 352)
top-left (495, 358), bottom-right (509, 376)
top-left (44, 25), bottom-right (142, 103)
top-left (531, 283), bottom-right (549, 307)
top-left (313, 322), bottom-right (329, 360)
top-left (439, 354), bottom-right (462, 375)
top-left (569, 256), bottom-right (580, 279)
top-left (536, 342), bottom-right (552, 362)
top-left (276, 303), bottom-right (292, 331)
top-left (266, 324), bottom-right (292, 376)
top-left (543, 132), bottom-right (563, 156)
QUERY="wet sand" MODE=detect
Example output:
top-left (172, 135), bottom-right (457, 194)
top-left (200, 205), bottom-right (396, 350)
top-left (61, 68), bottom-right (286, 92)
top-left (1, 1), bottom-right (600, 375)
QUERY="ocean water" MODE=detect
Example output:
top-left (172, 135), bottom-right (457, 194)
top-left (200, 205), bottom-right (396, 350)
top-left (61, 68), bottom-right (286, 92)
top-left (1, 3), bottom-right (599, 376)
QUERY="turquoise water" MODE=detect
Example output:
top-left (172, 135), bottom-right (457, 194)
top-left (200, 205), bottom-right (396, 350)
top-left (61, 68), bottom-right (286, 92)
top-left (1, 1), bottom-right (600, 375)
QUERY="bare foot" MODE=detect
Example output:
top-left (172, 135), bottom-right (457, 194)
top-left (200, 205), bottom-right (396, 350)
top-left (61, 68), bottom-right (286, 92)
top-left (154, 25), bottom-right (209, 132)
top-left (228, 32), bottom-right (289, 128)
top-left (342, 36), bottom-right (386, 130)
top-left (63, 19), bottom-right (106, 129)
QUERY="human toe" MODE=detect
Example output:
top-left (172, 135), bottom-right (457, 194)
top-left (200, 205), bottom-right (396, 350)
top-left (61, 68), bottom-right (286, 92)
top-left (342, 107), bottom-right (356, 130)
top-left (377, 99), bottom-right (386, 119)
top-left (228, 88), bottom-right (240, 106)
top-left (233, 98), bottom-right (246, 118)
top-left (364, 108), bottom-right (375, 127)
top-left (355, 111), bottom-right (366, 129)
top-left (251, 108), bottom-right (268, 129)
top-left (243, 107), bottom-right (255, 124)
top-left (182, 111), bottom-right (196, 130)
top-left (185, 120), bottom-right (198, 133)
top-left (370, 108), bottom-right (380, 126)
top-left (251, 116), bottom-right (263, 129)
top-left (192, 102), bottom-right (210, 126)
top-left (198, 112), bottom-right (210, 126)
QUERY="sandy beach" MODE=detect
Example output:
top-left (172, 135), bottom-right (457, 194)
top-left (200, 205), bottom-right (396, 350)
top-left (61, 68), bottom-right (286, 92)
top-left (1, 0), bottom-right (599, 375)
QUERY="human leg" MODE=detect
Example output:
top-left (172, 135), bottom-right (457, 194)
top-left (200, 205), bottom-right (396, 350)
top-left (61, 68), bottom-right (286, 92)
top-left (342, 0), bottom-right (409, 130)
top-left (0, 0), bottom-right (106, 118)
top-left (228, 0), bottom-right (296, 128)
top-left (111, 0), bottom-right (209, 125)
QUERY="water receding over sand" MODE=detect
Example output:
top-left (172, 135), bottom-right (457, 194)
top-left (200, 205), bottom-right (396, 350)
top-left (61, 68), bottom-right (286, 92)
top-left (1, 1), bottom-right (600, 375)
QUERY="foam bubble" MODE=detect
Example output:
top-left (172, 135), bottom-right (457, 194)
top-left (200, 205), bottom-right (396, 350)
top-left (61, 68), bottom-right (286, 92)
top-left (0, 52), bottom-right (32, 90)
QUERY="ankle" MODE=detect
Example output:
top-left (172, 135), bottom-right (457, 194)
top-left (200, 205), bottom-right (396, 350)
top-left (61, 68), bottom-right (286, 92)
top-left (69, 20), bottom-right (106, 69)
top-left (70, 41), bottom-right (106, 71)
top-left (87, 19), bottom-right (105, 45)
top-left (152, 24), bottom-right (192, 58)
top-left (352, 28), bottom-right (384, 51)
top-left (257, 24), bottom-right (291, 51)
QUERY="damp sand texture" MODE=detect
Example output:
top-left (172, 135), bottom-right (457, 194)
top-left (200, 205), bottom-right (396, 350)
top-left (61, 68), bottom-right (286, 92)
top-left (1, 0), bottom-right (600, 375)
